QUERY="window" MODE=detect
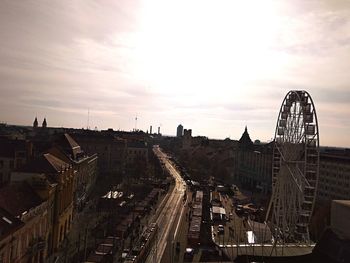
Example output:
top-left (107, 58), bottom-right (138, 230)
top-left (9, 160), bottom-right (14, 169)
top-left (0, 160), bottom-right (3, 168)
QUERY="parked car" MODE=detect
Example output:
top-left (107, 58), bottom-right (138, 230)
top-left (218, 225), bottom-right (224, 234)
top-left (121, 249), bottom-right (130, 259)
top-left (184, 247), bottom-right (194, 261)
top-left (244, 203), bottom-right (258, 212)
top-left (229, 212), bottom-right (233, 220)
top-left (235, 206), bottom-right (244, 216)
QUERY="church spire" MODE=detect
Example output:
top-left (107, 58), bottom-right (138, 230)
top-left (239, 126), bottom-right (253, 146)
top-left (33, 117), bottom-right (38, 128)
top-left (42, 118), bottom-right (47, 128)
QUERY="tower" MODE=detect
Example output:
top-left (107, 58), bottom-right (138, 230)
top-left (33, 117), bottom-right (38, 128)
top-left (239, 126), bottom-right (253, 146)
top-left (42, 118), bottom-right (47, 128)
top-left (176, 124), bottom-right (183, 137)
top-left (150, 125), bottom-right (152, 134)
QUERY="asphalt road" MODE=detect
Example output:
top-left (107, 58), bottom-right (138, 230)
top-left (146, 146), bottom-right (187, 263)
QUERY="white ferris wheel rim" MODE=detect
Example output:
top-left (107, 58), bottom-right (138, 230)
top-left (267, 90), bottom-right (320, 244)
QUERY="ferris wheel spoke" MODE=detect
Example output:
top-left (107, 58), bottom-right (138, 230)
top-left (284, 163), bottom-right (303, 193)
top-left (291, 102), bottom-right (298, 142)
top-left (267, 90), bottom-right (319, 245)
top-left (296, 165), bottom-right (310, 187)
top-left (295, 106), bottom-right (303, 142)
top-left (275, 143), bottom-right (286, 162)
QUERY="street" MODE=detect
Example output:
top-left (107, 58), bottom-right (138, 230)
top-left (146, 146), bottom-right (187, 263)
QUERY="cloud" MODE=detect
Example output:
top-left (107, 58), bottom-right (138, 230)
top-left (0, 0), bottom-right (349, 146)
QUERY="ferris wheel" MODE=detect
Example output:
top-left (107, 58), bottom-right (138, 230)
top-left (266, 90), bottom-right (320, 244)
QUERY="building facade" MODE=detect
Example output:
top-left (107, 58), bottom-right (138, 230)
top-left (11, 153), bottom-right (75, 252)
top-left (182, 129), bottom-right (192, 149)
top-left (233, 130), bottom-right (350, 202)
top-left (0, 208), bottom-right (24, 263)
top-left (72, 132), bottom-right (126, 176)
top-left (234, 127), bottom-right (272, 194)
top-left (317, 151), bottom-right (350, 201)
top-left (0, 182), bottom-right (48, 263)
top-left (0, 138), bottom-right (32, 185)
top-left (50, 133), bottom-right (98, 209)
top-left (126, 141), bottom-right (149, 164)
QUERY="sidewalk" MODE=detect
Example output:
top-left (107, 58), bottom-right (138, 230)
top-left (48, 197), bottom-right (104, 263)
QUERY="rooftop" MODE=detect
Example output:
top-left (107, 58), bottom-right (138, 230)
top-left (19, 153), bottom-right (70, 175)
top-left (0, 207), bottom-right (23, 239)
top-left (0, 182), bottom-right (44, 217)
top-left (127, 141), bottom-right (148, 148)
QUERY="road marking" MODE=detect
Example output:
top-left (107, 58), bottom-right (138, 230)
top-left (146, 149), bottom-right (186, 263)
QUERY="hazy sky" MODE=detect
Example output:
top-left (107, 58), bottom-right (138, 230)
top-left (0, 0), bottom-right (350, 146)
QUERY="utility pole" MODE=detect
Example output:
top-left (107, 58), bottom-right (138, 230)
top-left (87, 108), bottom-right (90, 130)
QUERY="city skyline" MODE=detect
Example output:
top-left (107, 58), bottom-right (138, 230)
top-left (1, 0), bottom-right (350, 147)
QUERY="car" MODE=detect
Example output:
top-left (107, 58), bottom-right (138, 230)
top-left (235, 207), bottom-right (244, 216)
top-left (228, 212), bottom-right (233, 220)
top-left (245, 203), bottom-right (258, 210)
top-left (184, 247), bottom-right (194, 261)
top-left (121, 249), bottom-right (130, 259)
top-left (218, 224), bottom-right (224, 234)
top-left (242, 203), bottom-right (258, 215)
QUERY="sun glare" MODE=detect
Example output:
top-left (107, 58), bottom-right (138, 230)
top-left (132, 0), bottom-right (281, 100)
